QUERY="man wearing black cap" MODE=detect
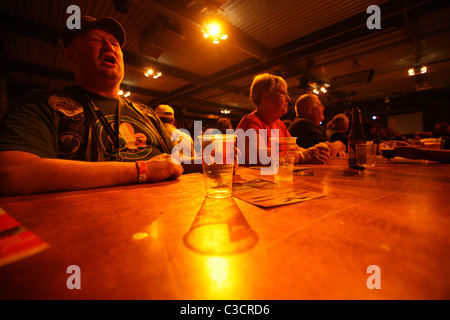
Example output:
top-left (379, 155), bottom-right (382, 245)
top-left (0, 16), bottom-right (183, 196)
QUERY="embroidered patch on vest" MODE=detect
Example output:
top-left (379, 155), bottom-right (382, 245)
top-left (59, 131), bottom-right (82, 158)
top-left (48, 95), bottom-right (84, 117)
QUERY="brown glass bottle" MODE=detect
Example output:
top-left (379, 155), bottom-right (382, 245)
top-left (348, 107), bottom-right (366, 170)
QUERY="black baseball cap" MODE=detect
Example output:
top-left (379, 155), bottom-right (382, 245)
top-left (62, 16), bottom-right (126, 48)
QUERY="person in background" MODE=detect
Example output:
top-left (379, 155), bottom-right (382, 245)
top-left (288, 94), bottom-right (347, 157)
top-left (235, 73), bottom-right (330, 165)
top-left (0, 16), bottom-right (183, 196)
top-left (155, 104), bottom-right (194, 157)
top-left (433, 122), bottom-right (449, 149)
top-left (216, 118), bottom-right (233, 134)
top-left (326, 113), bottom-right (349, 148)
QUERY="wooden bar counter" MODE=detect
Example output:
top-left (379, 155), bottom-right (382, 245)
top-left (0, 157), bottom-right (449, 300)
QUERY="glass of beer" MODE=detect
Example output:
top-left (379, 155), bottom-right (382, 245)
top-left (199, 134), bottom-right (236, 198)
top-left (269, 137), bottom-right (297, 182)
top-left (356, 142), bottom-right (377, 175)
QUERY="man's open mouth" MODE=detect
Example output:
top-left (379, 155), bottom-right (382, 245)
top-left (103, 54), bottom-right (116, 65)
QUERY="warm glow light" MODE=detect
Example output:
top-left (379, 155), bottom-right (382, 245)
top-left (208, 23), bottom-right (221, 37)
top-left (408, 65), bottom-right (427, 76)
top-left (145, 68), bottom-right (162, 79)
top-left (118, 90), bottom-right (130, 97)
top-left (320, 86), bottom-right (327, 93)
top-left (313, 88), bottom-right (319, 95)
top-left (206, 257), bottom-right (229, 289)
top-left (202, 22), bottom-right (228, 44)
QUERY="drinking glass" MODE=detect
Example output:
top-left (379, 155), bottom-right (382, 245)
top-left (199, 134), bottom-right (236, 198)
top-left (356, 143), bottom-right (377, 175)
top-left (380, 141), bottom-right (396, 162)
top-left (269, 137), bottom-right (297, 181)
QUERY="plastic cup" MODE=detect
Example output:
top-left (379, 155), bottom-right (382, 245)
top-left (199, 134), bottom-right (236, 198)
top-left (269, 137), bottom-right (297, 182)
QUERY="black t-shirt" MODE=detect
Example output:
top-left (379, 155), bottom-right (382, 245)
top-left (288, 117), bottom-right (330, 149)
top-left (0, 86), bottom-right (173, 162)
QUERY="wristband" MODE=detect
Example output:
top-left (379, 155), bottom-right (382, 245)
top-left (135, 161), bottom-right (147, 183)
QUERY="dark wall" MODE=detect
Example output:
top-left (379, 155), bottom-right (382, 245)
top-left (323, 89), bottom-right (450, 134)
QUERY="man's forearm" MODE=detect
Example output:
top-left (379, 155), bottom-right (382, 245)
top-left (0, 151), bottom-right (137, 196)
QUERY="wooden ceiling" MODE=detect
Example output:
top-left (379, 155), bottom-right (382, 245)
top-left (1, 0), bottom-right (449, 124)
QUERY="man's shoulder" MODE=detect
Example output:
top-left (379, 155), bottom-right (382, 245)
top-left (290, 117), bottom-right (314, 128)
top-left (13, 88), bottom-right (57, 103)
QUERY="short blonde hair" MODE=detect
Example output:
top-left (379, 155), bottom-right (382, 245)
top-left (250, 73), bottom-right (286, 107)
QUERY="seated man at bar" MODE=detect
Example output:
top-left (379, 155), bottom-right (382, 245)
top-left (0, 16), bottom-right (184, 196)
top-left (288, 94), bottom-right (347, 157)
top-left (235, 73), bottom-right (330, 165)
top-left (155, 104), bottom-right (194, 157)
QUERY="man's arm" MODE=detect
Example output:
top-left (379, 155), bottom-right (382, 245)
top-left (0, 151), bottom-right (183, 196)
top-left (327, 140), bottom-right (346, 157)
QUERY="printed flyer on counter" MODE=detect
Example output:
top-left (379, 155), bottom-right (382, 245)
top-left (232, 178), bottom-right (325, 207)
top-left (0, 207), bottom-right (48, 267)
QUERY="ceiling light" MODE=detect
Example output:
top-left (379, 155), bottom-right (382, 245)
top-left (408, 65), bottom-right (427, 76)
top-left (220, 108), bottom-right (230, 114)
top-left (320, 86), bottom-right (327, 93)
top-left (202, 22), bottom-right (228, 44)
top-left (145, 68), bottom-right (162, 79)
top-left (118, 90), bottom-right (131, 97)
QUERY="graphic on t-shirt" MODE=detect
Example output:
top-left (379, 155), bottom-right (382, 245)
top-left (95, 115), bottom-right (157, 160)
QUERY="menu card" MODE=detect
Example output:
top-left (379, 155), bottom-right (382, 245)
top-left (232, 178), bottom-right (325, 207)
top-left (0, 207), bottom-right (48, 267)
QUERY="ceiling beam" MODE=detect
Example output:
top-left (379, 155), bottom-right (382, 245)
top-left (149, 0), bottom-right (450, 105)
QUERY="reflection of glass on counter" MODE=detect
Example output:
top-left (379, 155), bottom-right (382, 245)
top-left (184, 196), bottom-right (258, 255)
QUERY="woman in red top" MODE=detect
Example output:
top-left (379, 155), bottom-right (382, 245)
top-left (236, 73), bottom-right (330, 165)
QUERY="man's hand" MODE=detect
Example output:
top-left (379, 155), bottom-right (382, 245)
top-left (144, 153), bottom-right (184, 182)
top-left (302, 143), bottom-right (331, 164)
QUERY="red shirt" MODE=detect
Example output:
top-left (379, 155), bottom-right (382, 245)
top-left (236, 110), bottom-right (291, 148)
top-left (235, 110), bottom-right (292, 165)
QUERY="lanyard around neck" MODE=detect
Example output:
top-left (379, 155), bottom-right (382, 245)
top-left (85, 94), bottom-right (121, 152)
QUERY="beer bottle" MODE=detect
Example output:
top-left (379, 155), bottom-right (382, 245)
top-left (348, 107), bottom-right (366, 170)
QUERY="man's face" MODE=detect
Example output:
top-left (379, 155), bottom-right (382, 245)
top-left (309, 96), bottom-right (325, 126)
top-left (67, 28), bottom-right (124, 88)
